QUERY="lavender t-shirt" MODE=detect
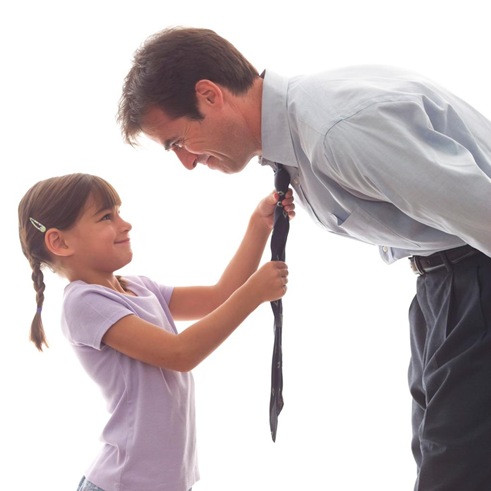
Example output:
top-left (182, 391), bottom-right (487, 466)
top-left (62, 276), bottom-right (199, 491)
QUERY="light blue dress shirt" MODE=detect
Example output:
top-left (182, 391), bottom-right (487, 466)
top-left (260, 66), bottom-right (491, 263)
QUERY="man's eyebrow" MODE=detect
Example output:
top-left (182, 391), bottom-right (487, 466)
top-left (163, 138), bottom-right (176, 151)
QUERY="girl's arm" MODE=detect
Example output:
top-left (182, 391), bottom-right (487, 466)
top-left (169, 189), bottom-right (295, 321)
top-left (102, 260), bottom-right (288, 371)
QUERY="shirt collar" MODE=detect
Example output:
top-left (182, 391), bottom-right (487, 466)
top-left (259, 70), bottom-right (299, 168)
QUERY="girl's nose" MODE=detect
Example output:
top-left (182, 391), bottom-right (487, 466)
top-left (120, 216), bottom-right (132, 231)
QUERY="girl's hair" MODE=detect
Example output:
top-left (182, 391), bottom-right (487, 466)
top-left (18, 173), bottom-right (122, 351)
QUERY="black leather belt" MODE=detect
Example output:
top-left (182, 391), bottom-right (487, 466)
top-left (409, 245), bottom-right (479, 275)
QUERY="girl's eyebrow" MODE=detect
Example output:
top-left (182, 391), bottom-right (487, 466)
top-left (91, 204), bottom-right (116, 218)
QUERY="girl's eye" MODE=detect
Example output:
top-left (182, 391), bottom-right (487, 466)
top-left (101, 213), bottom-right (112, 221)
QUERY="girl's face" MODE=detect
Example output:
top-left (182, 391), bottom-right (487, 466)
top-left (61, 194), bottom-right (133, 282)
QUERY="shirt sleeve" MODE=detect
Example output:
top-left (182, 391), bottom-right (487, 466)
top-left (62, 284), bottom-right (135, 349)
top-left (322, 97), bottom-right (491, 256)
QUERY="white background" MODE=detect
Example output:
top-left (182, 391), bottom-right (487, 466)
top-left (2, 1), bottom-right (490, 489)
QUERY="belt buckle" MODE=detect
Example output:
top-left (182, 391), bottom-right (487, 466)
top-left (409, 256), bottom-right (425, 275)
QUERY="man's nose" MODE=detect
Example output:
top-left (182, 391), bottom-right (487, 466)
top-left (174, 147), bottom-right (197, 170)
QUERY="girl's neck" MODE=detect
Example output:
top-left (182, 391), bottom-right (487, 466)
top-left (67, 271), bottom-right (129, 294)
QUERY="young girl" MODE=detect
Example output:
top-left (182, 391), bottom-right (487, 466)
top-left (18, 173), bottom-right (293, 491)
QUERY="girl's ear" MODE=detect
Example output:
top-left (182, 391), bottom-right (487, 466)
top-left (44, 229), bottom-right (73, 257)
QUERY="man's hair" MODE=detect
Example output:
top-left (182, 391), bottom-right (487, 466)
top-left (117, 26), bottom-right (259, 145)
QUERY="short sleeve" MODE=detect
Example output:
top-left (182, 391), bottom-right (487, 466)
top-left (62, 283), bottom-right (135, 349)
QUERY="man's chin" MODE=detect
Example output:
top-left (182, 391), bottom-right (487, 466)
top-left (207, 161), bottom-right (243, 174)
top-left (221, 159), bottom-right (252, 174)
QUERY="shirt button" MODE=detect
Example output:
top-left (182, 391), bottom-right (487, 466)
top-left (292, 177), bottom-right (300, 186)
top-left (382, 246), bottom-right (389, 253)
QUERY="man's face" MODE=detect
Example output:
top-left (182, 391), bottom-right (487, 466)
top-left (140, 102), bottom-right (259, 174)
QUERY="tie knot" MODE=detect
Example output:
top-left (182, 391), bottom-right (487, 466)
top-left (274, 164), bottom-right (290, 194)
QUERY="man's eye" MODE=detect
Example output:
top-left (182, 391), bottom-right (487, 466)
top-left (172, 140), bottom-right (183, 150)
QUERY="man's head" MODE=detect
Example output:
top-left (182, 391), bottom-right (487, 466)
top-left (118, 26), bottom-right (259, 147)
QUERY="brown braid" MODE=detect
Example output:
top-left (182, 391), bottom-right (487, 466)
top-left (29, 258), bottom-right (48, 351)
top-left (18, 173), bottom-right (123, 352)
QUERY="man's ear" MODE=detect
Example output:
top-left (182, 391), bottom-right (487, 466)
top-left (45, 229), bottom-right (73, 257)
top-left (195, 79), bottom-right (224, 108)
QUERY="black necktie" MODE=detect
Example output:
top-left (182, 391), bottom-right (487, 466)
top-left (269, 163), bottom-right (290, 442)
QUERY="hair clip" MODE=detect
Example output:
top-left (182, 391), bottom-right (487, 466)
top-left (29, 217), bottom-right (47, 233)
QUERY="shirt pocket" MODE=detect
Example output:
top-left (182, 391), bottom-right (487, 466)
top-left (335, 204), bottom-right (421, 249)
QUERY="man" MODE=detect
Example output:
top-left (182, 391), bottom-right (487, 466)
top-left (118, 26), bottom-right (491, 490)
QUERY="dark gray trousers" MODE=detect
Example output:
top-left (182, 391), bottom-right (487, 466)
top-left (409, 250), bottom-right (491, 490)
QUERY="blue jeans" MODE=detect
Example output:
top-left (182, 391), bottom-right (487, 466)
top-left (77, 476), bottom-right (192, 491)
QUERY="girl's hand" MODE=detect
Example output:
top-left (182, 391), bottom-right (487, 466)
top-left (245, 261), bottom-right (289, 303)
top-left (255, 188), bottom-right (295, 230)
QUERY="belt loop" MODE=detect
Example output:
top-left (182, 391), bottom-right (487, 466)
top-left (439, 252), bottom-right (453, 272)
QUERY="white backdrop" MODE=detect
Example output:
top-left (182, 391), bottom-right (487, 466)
top-left (2, 1), bottom-right (490, 489)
